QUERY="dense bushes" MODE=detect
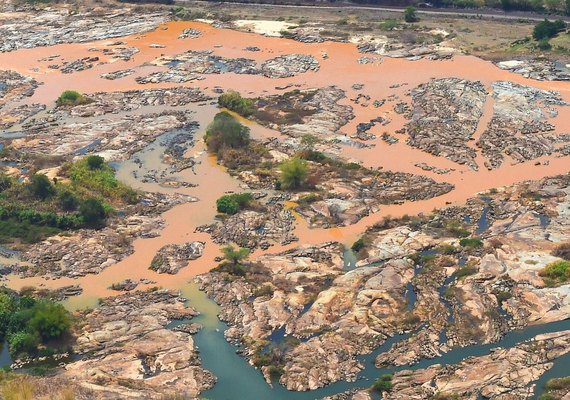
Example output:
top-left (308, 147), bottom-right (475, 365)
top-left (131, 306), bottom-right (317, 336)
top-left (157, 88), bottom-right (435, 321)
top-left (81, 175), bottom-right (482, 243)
top-left (216, 193), bottom-right (254, 215)
top-left (533, 19), bottom-right (566, 40)
top-left (218, 91), bottom-right (255, 117)
top-left (373, 374), bottom-right (393, 393)
top-left (0, 289), bottom-right (72, 359)
top-left (0, 155), bottom-right (137, 243)
top-left (204, 112), bottom-right (251, 155)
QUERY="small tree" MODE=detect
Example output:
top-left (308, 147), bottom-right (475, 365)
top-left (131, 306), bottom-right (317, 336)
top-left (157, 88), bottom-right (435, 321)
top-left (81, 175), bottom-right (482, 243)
top-left (58, 190), bottom-right (79, 211)
top-left (221, 245), bottom-right (250, 266)
top-left (404, 6), bottom-right (418, 23)
top-left (300, 134), bottom-right (319, 151)
top-left (80, 197), bottom-right (106, 228)
top-left (29, 302), bottom-right (71, 340)
top-left (204, 112), bottom-right (251, 154)
top-left (86, 155), bottom-right (105, 170)
top-left (279, 157), bottom-right (308, 190)
top-left (29, 174), bottom-right (55, 200)
top-left (373, 374), bottom-right (393, 393)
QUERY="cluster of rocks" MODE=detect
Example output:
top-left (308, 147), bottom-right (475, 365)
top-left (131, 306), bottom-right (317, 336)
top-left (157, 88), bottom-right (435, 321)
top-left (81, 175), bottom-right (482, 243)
top-left (150, 241), bottom-right (205, 274)
top-left (352, 116), bottom-right (385, 140)
top-left (477, 81), bottom-right (570, 169)
top-left (139, 50), bottom-right (320, 83)
top-left (294, 168), bottom-right (453, 228)
top-left (89, 44), bottom-right (139, 62)
top-left (254, 86), bottom-right (354, 142)
top-left (196, 173), bottom-right (570, 392)
top-left (497, 58), bottom-right (570, 81)
top-left (50, 56), bottom-right (99, 74)
top-left (0, 8), bottom-right (167, 52)
top-left (13, 110), bottom-right (194, 161)
top-left (0, 70), bottom-right (38, 107)
top-left (0, 102), bottom-right (45, 130)
top-left (198, 204), bottom-right (297, 250)
top-left (260, 54), bottom-right (319, 78)
top-left (178, 28), bottom-right (201, 39)
top-left (415, 162), bottom-right (453, 175)
top-left (405, 78), bottom-right (487, 170)
top-left (387, 330), bottom-right (570, 399)
top-left (62, 289), bottom-right (215, 399)
top-left (100, 68), bottom-right (135, 80)
top-left (54, 87), bottom-right (210, 118)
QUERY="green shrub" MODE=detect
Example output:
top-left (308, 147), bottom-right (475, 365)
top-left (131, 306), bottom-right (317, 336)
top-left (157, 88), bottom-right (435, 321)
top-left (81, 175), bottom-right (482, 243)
top-left (56, 90), bottom-right (88, 106)
top-left (28, 302), bottom-right (71, 340)
top-left (537, 38), bottom-right (552, 50)
top-left (218, 91), bottom-right (255, 116)
top-left (8, 332), bottom-right (38, 355)
top-left (58, 190), bottom-right (79, 211)
top-left (459, 238), bottom-right (483, 248)
top-left (28, 174), bottom-right (54, 200)
top-left (404, 6), bottom-right (419, 23)
top-left (544, 376), bottom-right (570, 390)
top-left (216, 193), bottom-right (253, 215)
top-left (79, 198), bottom-right (106, 228)
top-left (456, 265), bottom-right (478, 279)
top-left (86, 155), bottom-right (105, 170)
top-left (279, 157), bottom-right (308, 190)
top-left (373, 373), bottom-right (393, 393)
top-left (539, 260), bottom-right (570, 285)
top-left (351, 238), bottom-right (365, 253)
top-left (533, 19), bottom-right (566, 41)
top-left (205, 112), bottom-right (251, 155)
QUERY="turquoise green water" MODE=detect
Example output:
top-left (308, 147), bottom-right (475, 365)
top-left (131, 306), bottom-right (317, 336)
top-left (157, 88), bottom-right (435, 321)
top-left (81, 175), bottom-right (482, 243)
top-left (182, 282), bottom-right (570, 400)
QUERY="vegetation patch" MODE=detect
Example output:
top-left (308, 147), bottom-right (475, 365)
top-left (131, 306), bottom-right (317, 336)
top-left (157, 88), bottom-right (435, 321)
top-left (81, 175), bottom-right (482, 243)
top-left (459, 238), bottom-right (483, 248)
top-left (216, 193), bottom-right (254, 215)
top-left (218, 91), bottom-right (255, 117)
top-left (56, 90), bottom-right (90, 107)
top-left (0, 288), bottom-right (73, 360)
top-left (539, 260), bottom-right (570, 286)
top-left (373, 373), bottom-right (393, 393)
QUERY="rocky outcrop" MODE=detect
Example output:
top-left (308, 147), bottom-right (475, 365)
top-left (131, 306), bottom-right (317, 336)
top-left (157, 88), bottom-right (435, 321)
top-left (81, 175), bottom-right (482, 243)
top-left (388, 330), bottom-right (570, 399)
top-left (64, 289), bottom-right (215, 399)
top-left (477, 81), bottom-right (569, 169)
top-left (405, 78), bottom-right (487, 170)
top-left (150, 242), bottom-right (205, 274)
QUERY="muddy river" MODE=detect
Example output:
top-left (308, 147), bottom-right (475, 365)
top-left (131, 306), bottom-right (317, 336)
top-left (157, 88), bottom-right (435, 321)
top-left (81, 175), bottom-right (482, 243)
top-left (1, 18), bottom-right (569, 397)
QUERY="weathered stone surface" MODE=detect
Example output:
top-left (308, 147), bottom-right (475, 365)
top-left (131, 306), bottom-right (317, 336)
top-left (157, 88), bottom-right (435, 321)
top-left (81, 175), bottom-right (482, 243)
top-left (150, 241), bottom-right (205, 274)
top-left (64, 289), bottom-right (215, 399)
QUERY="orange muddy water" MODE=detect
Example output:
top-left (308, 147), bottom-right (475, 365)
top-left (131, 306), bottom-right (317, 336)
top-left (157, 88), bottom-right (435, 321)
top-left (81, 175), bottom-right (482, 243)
top-left (2, 20), bottom-right (570, 306)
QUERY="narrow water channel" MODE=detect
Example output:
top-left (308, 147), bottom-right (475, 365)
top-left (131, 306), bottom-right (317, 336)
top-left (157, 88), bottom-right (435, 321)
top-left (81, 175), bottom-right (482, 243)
top-left (180, 282), bottom-right (570, 400)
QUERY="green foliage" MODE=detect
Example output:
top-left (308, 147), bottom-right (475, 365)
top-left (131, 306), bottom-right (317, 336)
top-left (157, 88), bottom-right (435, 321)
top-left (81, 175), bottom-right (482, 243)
top-left (300, 134), bottom-right (319, 150)
top-left (0, 289), bottom-right (72, 358)
top-left (8, 332), bottom-right (38, 355)
top-left (68, 156), bottom-right (138, 203)
top-left (539, 260), bottom-right (570, 285)
top-left (79, 197), bottom-right (106, 228)
top-left (218, 91), bottom-right (255, 117)
top-left (28, 174), bottom-right (54, 200)
top-left (456, 265), bottom-right (478, 278)
top-left (56, 90), bottom-right (88, 106)
top-left (373, 373), bottom-right (393, 393)
top-left (379, 19), bottom-right (401, 31)
top-left (279, 157), bottom-right (308, 190)
top-left (351, 238), bottom-right (365, 253)
top-left (538, 38), bottom-right (553, 50)
top-left (216, 193), bottom-right (253, 215)
top-left (86, 155), bottom-right (105, 170)
top-left (221, 245), bottom-right (250, 266)
top-left (404, 6), bottom-right (419, 23)
top-left (533, 19), bottom-right (566, 40)
top-left (544, 376), bottom-right (570, 390)
top-left (205, 112), bottom-right (251, 155)
top-left (459, 238), bottom-right (483, 248)
top-left (0, 175), bottom-right (13, 193)
top-left (253, 284), bottom-right (274, 298)
top-left (58, 190), bottom-right (79, 211)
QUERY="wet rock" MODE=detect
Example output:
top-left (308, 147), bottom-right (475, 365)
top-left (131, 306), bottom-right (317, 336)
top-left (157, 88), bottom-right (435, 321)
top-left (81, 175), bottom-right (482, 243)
top-left (497, 58), bottom-right (570, 81)
top-left (101, 68), bottom-right (135, 80)
top-left (178, 28), bottom-right (201, 39)
top-left (109, 279), bottom-right (139, 292)
top-left (405, 78), bottom-right (487, 170)
top-left (150, 242), bottom-right (205, 274)
top-left (63, 289), bottom-right (215, 398)
top-left (260, 54), bottom-right (320, 78)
